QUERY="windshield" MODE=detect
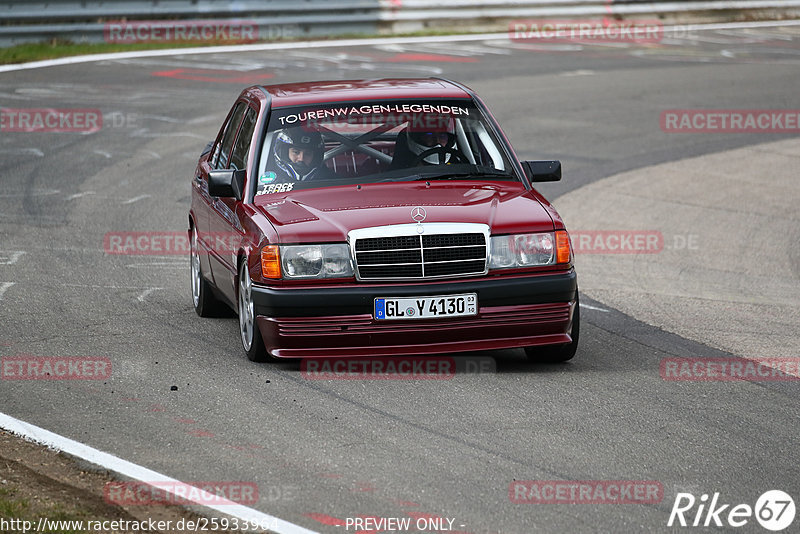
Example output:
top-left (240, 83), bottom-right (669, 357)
top-left (254, 99), bottom-right (518, 197)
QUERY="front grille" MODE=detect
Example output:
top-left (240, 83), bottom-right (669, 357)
top-left (353, 229), bottom-right (487, 280)
top-left (422, 234), bottom-right (484, 248)
top-left (360, 264), bottom-right (423, 278)
top-left (357, 249), bottom-right (422, 265)
top-left (355, 235), bottom-right (419, 252)
top-left (424, 259), bottom-right (486, 277)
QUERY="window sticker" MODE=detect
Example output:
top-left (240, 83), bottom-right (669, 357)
top-left (259, 171), bottom-right (277, 184)
top-left (277, 103), bottom-right (470, 126)
top-left (257, 182), bottom-right (294, 195)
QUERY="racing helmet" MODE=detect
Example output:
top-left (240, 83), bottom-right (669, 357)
top-left (406, 118), bottom-right (457, 164)
top-left (273, 128), bottom-right (325, 180)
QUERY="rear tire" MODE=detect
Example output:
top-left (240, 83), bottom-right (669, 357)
top-left (525, 296), bottom-right (580, 363)
top-left (238, 260), bottom-right (270, 362)
top-left (191, 226), bottom-right (225, 317)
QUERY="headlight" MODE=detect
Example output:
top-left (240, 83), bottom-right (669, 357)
top-left (280, 244), bottom-right (353, 279)
top-left (489, 231), bottom-right (570, 269)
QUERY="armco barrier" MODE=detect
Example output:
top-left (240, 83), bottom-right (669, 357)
top-left (0, 0), bottom-right (383, 45)
top-left (0, 0), bottom-right (798, 45)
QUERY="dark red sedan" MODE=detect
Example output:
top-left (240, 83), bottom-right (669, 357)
top-left (189, 78), bottom-right (579, 362)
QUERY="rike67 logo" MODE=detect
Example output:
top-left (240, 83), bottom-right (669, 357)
top-left (669, 490), bottom-right (795, 531)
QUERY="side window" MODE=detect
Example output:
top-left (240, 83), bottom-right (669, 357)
top-left (229, 107), bottom-right (257, 171)
top-left (213, 102), bottom-right (246, 170)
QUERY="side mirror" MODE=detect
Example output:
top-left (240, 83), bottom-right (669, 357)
top-left (521, 160), bottom-right (561, 182)
top-left (208, 169), bottom-right (245, 200)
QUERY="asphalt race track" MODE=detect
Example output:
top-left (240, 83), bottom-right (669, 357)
top-left (1, 24), bottom-right (799, 533)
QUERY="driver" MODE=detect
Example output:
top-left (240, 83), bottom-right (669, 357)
top-left (407, 130), bottom-right (457, 164)
top-left (391, 118), bottom-right (463, 168)
top-left (269, 127), bottom-right (332, 181)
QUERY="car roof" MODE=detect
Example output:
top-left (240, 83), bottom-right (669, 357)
top-left (256, 78), bottom-right (473, 108)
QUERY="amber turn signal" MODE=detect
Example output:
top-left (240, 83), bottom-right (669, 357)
top-left (555, 230), bottom-right (571, 264)
top-left (261, 245), bottom-right (281, 279)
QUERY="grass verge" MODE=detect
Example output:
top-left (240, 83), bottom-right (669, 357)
top-left (0, 30), bottom-right (484, 65)
top-left (0, 39), bottom-right (234, 65)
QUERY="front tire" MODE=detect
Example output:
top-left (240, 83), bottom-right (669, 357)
top-left (191, 226), bottom-right (225, 317)
top-left (525, 296), bottom-right (580, 363)
top-left (238, 260), bottom-right (269, 362)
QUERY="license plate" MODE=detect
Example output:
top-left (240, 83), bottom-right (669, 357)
top-left (374, 293), bottom-right (477, 320)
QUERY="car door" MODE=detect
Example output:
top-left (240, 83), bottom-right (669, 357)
top-left (192, 101), bottom-right (246, 289)
top-left (207, 103), bottom-right (258, 304)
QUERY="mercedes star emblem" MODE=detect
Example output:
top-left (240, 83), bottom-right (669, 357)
top-left (411, 206), bottom-right (427, 223)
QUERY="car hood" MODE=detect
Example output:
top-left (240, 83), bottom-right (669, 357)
top-left (255, 181), bottom-right (555, 243)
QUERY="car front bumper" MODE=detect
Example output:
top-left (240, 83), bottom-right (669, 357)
top-left (252, 270), bottom-right (577, 358)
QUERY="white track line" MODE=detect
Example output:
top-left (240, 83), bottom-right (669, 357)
top-left (0, 412), bottom-right (320, 534)
top-left (122, 194), bottom-right (151, 204)
top-left (1, 21), bottom-right (800, 74)
top-left (580, 303), bottom-right (610, 312)
top-left (0, 282), bottom-right (15, 301)
top-left (66, 191), bottom-right (96, 200)
top-left (0, 251), bottom-right (26, 265)
top-left (136, 287), bottom-right (161, 302)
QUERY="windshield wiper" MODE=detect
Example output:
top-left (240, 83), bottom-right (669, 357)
top-left (377, 168), bottom-right (514, 183)
top-left (414, 169), bottom-right (515, 181)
